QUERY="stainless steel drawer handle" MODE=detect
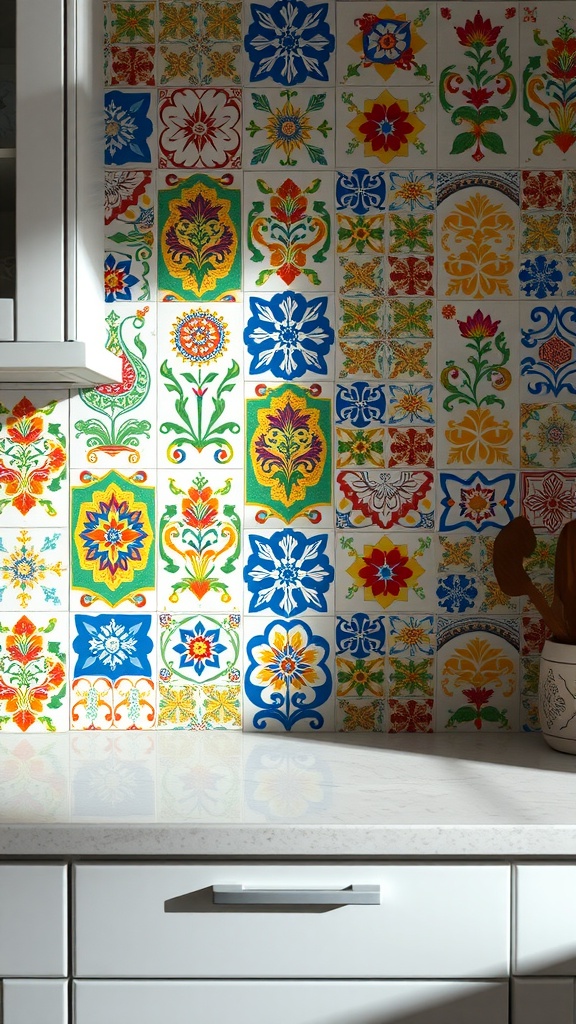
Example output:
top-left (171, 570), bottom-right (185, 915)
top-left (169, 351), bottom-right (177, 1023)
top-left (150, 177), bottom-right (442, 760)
top-left (212, 884), bottom-right (380, 906)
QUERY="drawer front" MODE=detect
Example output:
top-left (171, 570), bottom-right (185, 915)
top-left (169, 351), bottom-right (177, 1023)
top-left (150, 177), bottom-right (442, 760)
top-left (0, 865), bottom-right (67, 977)
top-left (515, 865), bottom-right (576, 975)
top-left (74, 863), bottom-right (510, 979)
top-left (2, 980), bottom-right (68, 1024)
top-left (74, 981), bottom-right (509, 1024)
top-left (512, 979), bottom-right (575, 1024)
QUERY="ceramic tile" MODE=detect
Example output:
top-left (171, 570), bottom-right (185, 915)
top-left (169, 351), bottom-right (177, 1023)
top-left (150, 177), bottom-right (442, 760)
top-left (437, 301), bottom-right (519, 470)
top-left (387, 383), bottom-right (434, 424)
top-left (336, 2), bottom-right (436, 87)
top-left (336, 86), bottom-right (435, 167)
top-left (105, 3), bottom-right (156, 45)
top-left (0, 529), bottom-right (67, 612)
top-left (388, 613), bottom-right (434, 655)
top-left (520, 301), bottom-right (576, 400)
top-left (336, 652), bottom-right (385, 698)
top-left (387, 696), bottom-right (433, 731)
top-left (520, 3), bottom-right (576, 167)
top-left (244, 292), bottom-right (336, 380)
top-left (336, 468), bottom-right (434, 529)
top-left (158, 87), bottom-right (242, 168)
top-left (387, 426), bottom-right (434, 467)
top-left (0, 613), bottom-right (68, 733)
top-left (337, 426), bottom-right (386, 467)
top-left (157, 469), bottom-right (243, 611)
top-left (243, 528), bottom-right (335, 616)
top-left (106, 46), bottom-right (156, 87)
top-left (105, 171), bottom-right (156, 302)
top-left (104, 89), bottom-right (156, 167)
top-left (243, 615), bottom-right (335, 732)
top-left (388, 169), bottom-right (435, 210)
top-left (436, 171), bottom-right (520, 299)
top-left (70, 469), bottom-right (156, 610)
top-left (438, 470), bottom-right (518, 533)
top-left (157, 301), bottom-right (243, 468)
top-left (386, 338), bottom-right (434, 381)
top-left (387, 654), bottom-right (433, 698)
top-left (521, 403), bottom-right (576, 468)
top-left (159, 1), bottom-right (242, 85)
top-left (519, 655), bottom-right (540, 732)
top-left (336, 610), bottom-right (386, 656)
top-left (388, 254), bottom-right (434, 295)
top-left (437, 3), bottom-right (519, 168)
top-left (245, 381), bottom-right (333, 527)
top-left (335, 696), bottom-right (386, 731)
top-left (70, 305), bottom-right (157, 471)
top-left (336, 531), bottom-right (434, 612)
top-left (70, 613), bottom-right (156, 730)
top-left (0, 391), bottom-right (68, 527)
top-left (157, 170), bottom-right (241, 300)
top-left (157, 611), bottom-right (242, 728)
top-left (244, 171), bottom-right (334, 292)
top-left (521, 469), bottom-right (576, 534)
top-left (435, 614), bottom-right (520, 732)
top-left (243, 0), bottom-right (335, 87)
top-left (244, 88), bottom-right (335, 169)
top-left (436, 572), bottom-right (480, 616)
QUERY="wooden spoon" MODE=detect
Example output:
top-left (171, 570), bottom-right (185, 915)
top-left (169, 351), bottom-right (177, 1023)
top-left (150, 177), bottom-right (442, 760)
top-left (493, 517), bottom-right (568, 640)
top-left (552, 519), bottom-right (576, 643)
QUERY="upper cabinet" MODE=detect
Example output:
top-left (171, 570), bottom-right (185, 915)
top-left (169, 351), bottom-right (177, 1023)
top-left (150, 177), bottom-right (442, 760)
top-left (0, 0), bottom-right (121, 385)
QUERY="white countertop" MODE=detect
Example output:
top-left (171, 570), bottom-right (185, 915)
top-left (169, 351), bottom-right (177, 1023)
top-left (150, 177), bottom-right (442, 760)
top-left (1, 731), bottom-right (576, 857)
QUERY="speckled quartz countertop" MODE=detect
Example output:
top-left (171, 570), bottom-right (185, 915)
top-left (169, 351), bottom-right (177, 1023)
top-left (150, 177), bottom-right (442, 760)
top-left (1, 731), bottom-right (576, 858)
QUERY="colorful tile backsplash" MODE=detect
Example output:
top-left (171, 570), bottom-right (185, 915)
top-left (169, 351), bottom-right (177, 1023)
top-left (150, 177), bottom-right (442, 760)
top-left (3, 0), bottom-right (576, 734)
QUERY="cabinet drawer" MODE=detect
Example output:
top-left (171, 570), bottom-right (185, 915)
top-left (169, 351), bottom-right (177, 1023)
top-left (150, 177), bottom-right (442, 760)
top-left (515, 865), bottom-right (576, 975)
top-left (0, 865), bottom-right (67, 977)
top-left (74, 981), bottom-right (509, 1024)
top-left (2, 980), bottom-right (68, 1024)
top-left (74, 863), bottom-right (510, 979)
top-left (512, 979), bottom-right (575, 1024)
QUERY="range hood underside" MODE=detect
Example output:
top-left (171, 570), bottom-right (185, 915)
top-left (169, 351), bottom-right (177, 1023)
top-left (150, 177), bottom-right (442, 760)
top-left (0, 342), bottom-right (123, 387)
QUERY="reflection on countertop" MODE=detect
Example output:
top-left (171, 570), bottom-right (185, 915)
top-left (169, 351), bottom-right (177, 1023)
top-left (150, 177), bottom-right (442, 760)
top-left (1, 730), bottom-right (576, 833)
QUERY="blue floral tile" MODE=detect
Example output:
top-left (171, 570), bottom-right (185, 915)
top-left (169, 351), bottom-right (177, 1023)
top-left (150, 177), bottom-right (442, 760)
top-left (436, 574), bottom-right (479, 614)
top-left (336, 168), bottom-right (386, 213)
top-left (104, 252), bottom-right (141, 302)
top-left (244, 293), bottom-right (336, 379)
top-left (244, 616), bottom-right (334, 731)
top-left (104, 90), bottom-right (155, 165)
top-left (71, 613), bottom-right (155, 730)
top-left (157, 612), bottom-right (242, 729)
top-left (244, 529), bottom-right (335, 615)
top-left (438, 471), bottom-right (517, 533)
top-left (336, 612), bottom-right (386, 656)
top-left (520, 302), bottom-right (576, 399)
top-left (519, 255), bottom-right (563, 299)
top-left (243, 0), bottom-right (335, 86)
top-left (335, 381), bottom-right (386, 427)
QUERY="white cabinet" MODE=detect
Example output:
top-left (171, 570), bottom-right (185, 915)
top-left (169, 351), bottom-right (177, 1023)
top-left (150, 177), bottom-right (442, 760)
top-left (0, 865), bottom-right (67, 977)
top-left (0, 0), bottom-right (120, 384)
top-left (514, 865), bottom-right (576, 975)
top-left (512, 978), bottom-right (575, 1024)
top-left (73, 980), bottom-right (509, 1024)
top-left (74, 863), bottom-right (510, 980)
top-left (2, 979), bottom-right (68, 1024)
